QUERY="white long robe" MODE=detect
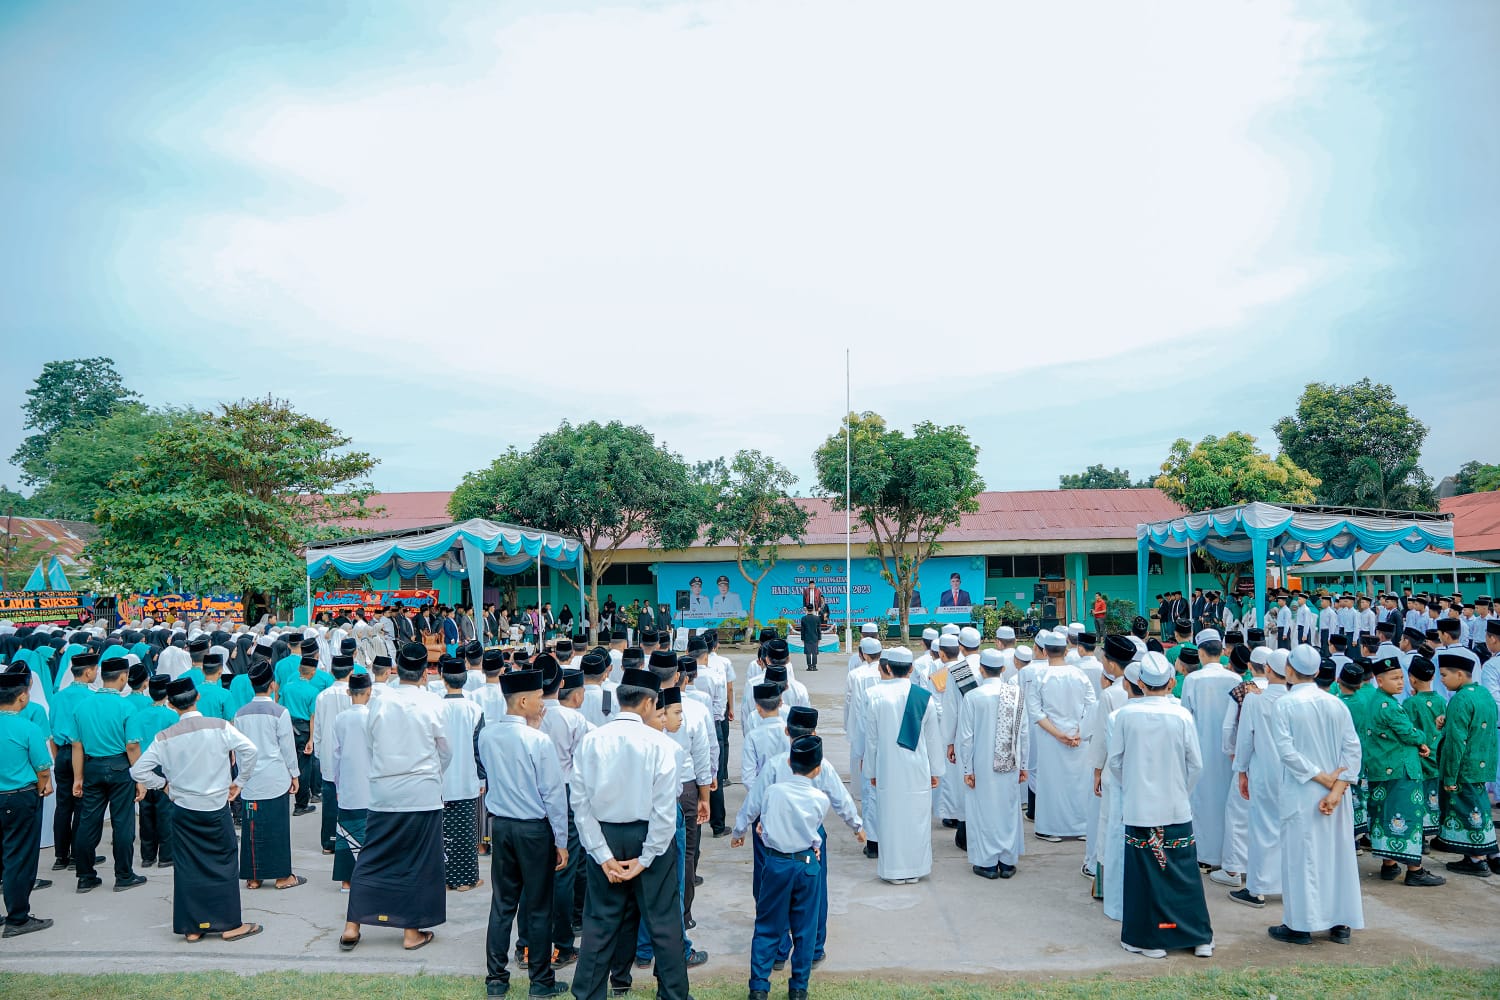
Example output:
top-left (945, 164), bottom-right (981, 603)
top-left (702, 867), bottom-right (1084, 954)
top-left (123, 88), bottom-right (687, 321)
top-left (957, 677), bottom-right (1029, 868)
top-left (933, 655), bottom-right (973, 821)
top-left (865, 678), bottom-right (945, 881)
top-left (1083, 680), bottom-right (1128, 872)
top-left (1272, 683), bottom-right (1364, 932)
top-left (1025, 662), bottom-right (1096, 837)
top-left (1233, 682), bottom-right (1286, 896)
top-left (1096, 706), bottom-right (1129, 921)
top-left (844, 662), bottom-right (882, 841)
top-left (1218, 695), bottom-right (1251, 874)
top-left (1180, 664), bottom-right (1242, 866)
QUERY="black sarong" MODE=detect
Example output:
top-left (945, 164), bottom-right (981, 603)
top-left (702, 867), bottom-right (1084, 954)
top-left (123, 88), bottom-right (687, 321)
top-left (239, 795), bottom-right (292, 880)
top-left (347, 808), bottom-right (446, 929)
top-left (333, 808), bottom-right (367, 883)
top-left (1122, 821), bottom-right (1213, 951)
top-left (173, 804), bottom-right (241, 935)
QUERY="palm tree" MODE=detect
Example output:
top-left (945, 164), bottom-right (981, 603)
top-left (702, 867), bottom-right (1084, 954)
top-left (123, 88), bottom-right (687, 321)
top-left (1350, 456), bottom-right (1434, 511)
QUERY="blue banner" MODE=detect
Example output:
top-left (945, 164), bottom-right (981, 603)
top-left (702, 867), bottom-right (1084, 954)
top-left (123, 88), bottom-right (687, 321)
top-left (654, 554), bottom-right (987, 626)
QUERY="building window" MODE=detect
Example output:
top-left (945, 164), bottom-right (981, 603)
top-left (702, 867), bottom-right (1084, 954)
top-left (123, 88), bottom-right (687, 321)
top-left (1038, 554), bottom-right (1064, 578)
top-left (400, 574), bottom-right (434, 589)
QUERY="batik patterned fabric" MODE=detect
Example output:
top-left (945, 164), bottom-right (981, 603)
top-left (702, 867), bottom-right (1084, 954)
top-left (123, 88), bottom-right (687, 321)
top-left (1420, 778), bottom-right (1440, 836)
top-left (1439, 783), bottom-right (1499, 854)
top-left (1350, 779), bottom-right (1369, 836)
top-left (1367, 778), bottom-right (1423, 865)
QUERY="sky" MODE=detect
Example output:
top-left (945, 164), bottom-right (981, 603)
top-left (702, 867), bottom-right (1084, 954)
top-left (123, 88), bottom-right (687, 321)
top-left (1, 0), bottom-right (1496, 497)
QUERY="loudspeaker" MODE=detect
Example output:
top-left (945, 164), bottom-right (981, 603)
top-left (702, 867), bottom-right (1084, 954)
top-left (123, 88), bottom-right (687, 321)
top-left (675, 590), bottom-right (691, 612)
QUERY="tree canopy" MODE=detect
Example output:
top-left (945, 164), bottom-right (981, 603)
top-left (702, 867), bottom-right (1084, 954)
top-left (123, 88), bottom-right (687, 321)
top-left (700, 450), bottom-right (810, 628)
top-left (1154, 432), bottom-right (1318, 511)
top-left (813, 412), bottom-right (982, 637)
top-left (90, 397), bottom-right (376, 612)
top-left (11, 357), bottom-right (139, 486)
top-left (1453, 461), bottom-right (1500, 496)
top-left (25, 405), bottom-right (192, 521)
top-left (1274, 379), bottom-right (1433, 509)
top-left (449, 420), bottom-right (702, 635)
top-left (1058, 464), bottom-right (1150, 490)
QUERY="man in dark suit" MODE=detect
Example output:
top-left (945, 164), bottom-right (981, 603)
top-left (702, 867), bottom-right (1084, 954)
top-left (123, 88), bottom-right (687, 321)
top-left (938, 573), bottom-right (972, 608)
top-left (798, 607), bottom-right (822, 672)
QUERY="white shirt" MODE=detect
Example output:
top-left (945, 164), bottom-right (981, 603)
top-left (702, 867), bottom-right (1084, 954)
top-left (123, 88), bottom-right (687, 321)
top-left (364, 683), bottom-right (453, 812)
top-left (233, 696), bottom-right (297, 800)
top-left (671, 696), bottom-right (716, 786)
top-left (580, 681), bottom-right (620, 728)
top-left (742, 714), bottom-right (790, 788)
top-left (1105, 696), bottom-right (1203, 827)
top-left (329, 702), bottom-right (373, 811)
top-left (754, 775), bottom-right (830, 854)
top-left (129, 712), bottom-right (258, 812)
top-left (312, 680), bottom-right (352, 780)
top-left (734, 752), bottom-right (861, 839)
top-left (438, 693), bottom-right (485, 802)
top-left (470, 682), bottom-right (510, 724)
top-left (478, 715), bottom-right (569, 849)
top-left (697, 656), bottom-right (729, 719)
top-left (539, 699), bottom-right (593, 781)
top-left (570, 711), bottom-right (681, 866)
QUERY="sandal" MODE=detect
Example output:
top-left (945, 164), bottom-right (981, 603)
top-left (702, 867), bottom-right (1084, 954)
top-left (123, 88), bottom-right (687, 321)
top-left (339, 933), bottom-right (361, 952)
top-left (224, 923), bottom-right (263, 942)
top-left (245, 880), bottom-right (262, 889)
top-left (275, 875), bottom-right (308, 890)
top-left (185, 933), bottom-right (204, 943)
top-left (404, 930), bottom-right (435, 951)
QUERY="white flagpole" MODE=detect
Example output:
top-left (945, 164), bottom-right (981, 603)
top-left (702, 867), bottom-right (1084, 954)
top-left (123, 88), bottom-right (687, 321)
top-left (845, 348), bottom-right (852, 653)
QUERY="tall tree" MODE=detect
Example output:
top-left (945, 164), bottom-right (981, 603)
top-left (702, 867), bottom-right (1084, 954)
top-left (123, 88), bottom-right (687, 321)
top-left (1154, 431), bottom-right (1319, 593)
top-left (26, 406), bottom-right (191, 521)
top-left (701, 450), bottom-right (810, 630)
top-left (1058, 464), bottom-right (1149, 489)
top-left (0, 486), bottom-right (40, 519)
top-left (90, 397), bottom-right (377, 616)
top-left (813, 412), bottom-right (983, 639)
top-left (1349, 456), bottom-right (1436, 511)
top-left (1274, 379), bottom-right (1433, 508)
top-left (1453, 460), bottom-right (1500, 496)
top-left (11, 357), bottom-right (139, 485)
top-left (449, 421), bottom-right (703, 639)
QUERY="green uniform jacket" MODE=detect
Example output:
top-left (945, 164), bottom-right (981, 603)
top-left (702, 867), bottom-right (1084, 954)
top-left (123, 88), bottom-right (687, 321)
top-left (1336, 685), bottom-right (1377, 778)
top-left (1438, 683), bottom-right (1499, 787)
top-left (1360, 689), bottom-right (1423, 781)
top-left (1403, 690), bottom-right (1444, 781)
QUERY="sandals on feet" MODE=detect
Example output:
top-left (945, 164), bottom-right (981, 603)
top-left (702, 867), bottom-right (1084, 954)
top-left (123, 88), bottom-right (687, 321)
top-left (224, 924), bottom-right (263, 942)
top-left (404, 930), bottom-right (435, 951)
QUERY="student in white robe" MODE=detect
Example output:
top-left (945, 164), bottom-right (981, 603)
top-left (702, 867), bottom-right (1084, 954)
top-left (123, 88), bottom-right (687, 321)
top-left (843, 637), bottom-right (884, 858)
top-left (1073, 633), bottom-right (1104, 693)
top-left (863, 647), bottom-right (944, 884)
top-left (1267, 644), bottom-right (1364, 946)
top-left (1179, 630), bottom-right (1241, 871)
top-left (1025, 632), bottom-right (1096, 840)
top-left (1228, 646), bottom-right (1287, 906)
top-left (1213, 645), bottom-right (1260, 888)
top-left (957, 648), bottom-right (1028, 878)
top-left (938, 628), bottom-right (983, 848)
top-left (1084, 635), bottom-right (1135, 885)
top-left (929, 633), bottom-right (964, 826)
top-left (1096, 656), bottom-right (1144, 921)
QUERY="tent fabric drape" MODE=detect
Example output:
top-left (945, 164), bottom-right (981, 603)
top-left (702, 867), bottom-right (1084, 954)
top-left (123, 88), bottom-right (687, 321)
top-left (1136, 502), bottom-right (1453, 565)
top-left (306, 518), bottom-right (581, 581)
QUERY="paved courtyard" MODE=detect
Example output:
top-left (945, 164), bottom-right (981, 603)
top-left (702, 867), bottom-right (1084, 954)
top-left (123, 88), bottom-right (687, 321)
top-left (2, 653), bottom-right (1496, 980)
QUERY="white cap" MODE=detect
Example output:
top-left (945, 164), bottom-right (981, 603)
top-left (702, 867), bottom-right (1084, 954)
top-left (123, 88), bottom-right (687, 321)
top-left (1034, 629), bottom-right (1053, 646)
top-left (1195, 628), bottom-right (1222, 646)
top-left (1266, 649), bottom-right (1290, 676)
top-left (940, 624), bottom-right (961, 636)
top-left (1041, 630), bottom-right (1067, 650)
top-left (1249, 647), bottom-right (1271, 666)
top-left (1139, 651), bottom-right (1174, 687)
top-left (859, 637), bottom-right (882, 656)
top-left (1289, 644), bottom-right (1321, 676)
top-left (1123, 661), bottom-right (1143, 686)
top-left (995, 625), bottom-right (1016, 640)
top-left (938, 634), bottom-right (960, 651)
top-left (921, 628), bottom-right (939, 642)
top-left (1068, 622), bottom-right (1085, 636)
top-left (883, 647), bottom-right (913, 667)
top-left (1127, 636), bottom-right (1147, 659)
top-left (1013, 646), bottom-right (1035, 663)
top-left (958, 626), bottom-right (981, 649)
top-left (861, 622), bottom-right (879, 635)
top-left (979, 648), bottom-right (1006, 671)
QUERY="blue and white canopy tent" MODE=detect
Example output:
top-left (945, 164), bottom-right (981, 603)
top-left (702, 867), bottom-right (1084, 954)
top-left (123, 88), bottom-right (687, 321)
top-left (1136, 502), bottom-right (1457, 623)
top-left (305, 518), bottom-right (585, 629)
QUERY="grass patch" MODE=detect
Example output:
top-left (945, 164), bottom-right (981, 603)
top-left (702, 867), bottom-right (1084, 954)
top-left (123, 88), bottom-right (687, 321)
top-left (0, 966), bottom-right (1495, 1000)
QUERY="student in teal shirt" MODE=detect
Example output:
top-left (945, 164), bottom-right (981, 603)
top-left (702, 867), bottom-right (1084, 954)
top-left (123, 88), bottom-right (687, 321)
top-left (125, 675), bottom-right (180, 868)
top-left (280, 657), bottom-right (320, 816)
top-left (70, 655), bottom-right (146, 892)
top-left (0, 667), bottom-right (54, 936)
top-left (195, 654), bottom-right (234, 721)
top-left (123, 663), bottom-right (153, 716)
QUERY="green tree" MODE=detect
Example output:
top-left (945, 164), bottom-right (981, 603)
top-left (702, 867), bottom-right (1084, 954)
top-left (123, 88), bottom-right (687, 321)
top-left (449, 421), bottom-right (703, 639)
top-left (90, 397), bottom-right (377, 616)
top-left (1274, 379), bottom-right (1432, 508)
top-left (701, 450), bottom-right (811, 630)
top-left (26, 406), bottom-right (192, 521)
top-left (1349, 455), bottom-right (1435, 511)
top-left (813, 412), bottom-right (983, 639)
top-left (1453, 461), bottom-right (1500, 495)
top-left (1058, 464), bottom-right (1150, 489)
top-left (0, 486), bottom-right (41, 518)
top-left (11, 357), bottom-right (139, 486)
top-left (1154, 431), bottom-right (1319, 593)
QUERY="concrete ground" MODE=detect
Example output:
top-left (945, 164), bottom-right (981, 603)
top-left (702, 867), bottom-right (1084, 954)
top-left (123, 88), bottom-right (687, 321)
top-left (3, 652), bottom-right (1497, 981)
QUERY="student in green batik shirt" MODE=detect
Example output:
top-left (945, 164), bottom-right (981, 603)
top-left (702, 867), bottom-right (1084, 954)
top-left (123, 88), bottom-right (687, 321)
top-left (1435, 653), bottom-right (1500, 877)
top-left (1334, 662), bottom-right (1376, 839)
top-left (1402, 655), bottom-right (1445, 840)
top-left (1360, 657), bottom-right (1445, 886)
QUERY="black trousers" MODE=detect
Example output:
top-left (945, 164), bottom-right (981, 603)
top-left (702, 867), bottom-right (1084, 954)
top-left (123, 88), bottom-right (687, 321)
top-left (709, 718), bottom-right (729, 833)
top-left (804, 649), bottom-right (817, 670)
top-left (75, 754), bottom-right (136, 882)
top-left (290, 720), bottom-right (313, 810)
top-left (320, 778), bottom-right (339, 851)
top-left (0, 786), bottom-right (42, 924)
top-left (139, 786), bottom-right (175, 864)
top-left (679, 781), bottom-right (702, 922)
top-left (550, 801), bottom-right (582, 949)
top-left (573, 820), bottom-right (689, 1000)
top-left (52, 745), bottom-right (78, 864)
top-left (486, 816), bottom-right (556, 990)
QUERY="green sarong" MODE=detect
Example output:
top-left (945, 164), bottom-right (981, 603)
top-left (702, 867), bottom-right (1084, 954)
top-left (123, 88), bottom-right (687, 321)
top-left (1439, 783), bottom-right (1498, 854)
top-left (1421, 778), bottom-right (1439, 836)
top-left (1368, 778), bottom-right (1424, 865)
top-left (1351, 779), bottom-right (1369, 836)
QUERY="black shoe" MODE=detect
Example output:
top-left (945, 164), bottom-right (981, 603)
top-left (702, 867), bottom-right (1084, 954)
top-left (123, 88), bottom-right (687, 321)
top-left (685, 949), bottom-right (708, 968)
top-left (1229, 889), bottom-right (1266, 908)
top-left (634, 957), bottom-right (652, 970)
top-left (711, 828), bottom-right (731, 839)
top-left (863, 841), bottom-right (878, 859)
top-left (157, 859), bottom-right (173, 869)
top-left (76, 877), bottom-right (102, 894)
top-left (693, 875), bottom-right (704, 887)
top-left (807, 665), bottom-right (817, 671)
top-left (113, 874), bottom-right (147, 892)
top-left (1329, 925), bottom-right (1351, 945)
top-left (749, 992), bottom-right (770, 1000)
top-left (140, 858), bottom-right (155, 869)
top-left (51, 858), bottom-right (68, 871)
top-left (2, 916), bottom-right (53, 938)
top-left (1404, 868), bottom-right (1446, 887)
top-left (1267, 924), bottom-right (1311, 945)
top-left (553, 947), bottom-right (580, 968)
top-left (1378, 863), bottom-right (1400, 881)
top-left (789, 990), bottom-right (808, 1000)
top-left (772, 959), bottom-right (786, 971)
top-left (955, 831), bottom-right (967, 851)
top-left (610, 991), bottom-right (630, 999)
top-left (1446, 858), bottom-right (1492, 877)
top-left (1489, 857), bottom-right (1500, 876)
top-left (997, 863), bottom-right (1016, 879)
top-left (33, 878), bottom-right (51, 891)
top-left (529, 983), bottom-right (569, 998)
top-left (487, 982), bottom-right (510, 998)
top-left (684, 916), bottom-right (696, 930)
top-left (941, 819), bottom-right (958, 829)
top-left (310, 792), bottom-right (322, 803)
top-left (972, 864), bottom-right (999, 880)
top-left (293, 805), bottom-right (317, 816)
top-left (811, 955), bottom-right (824, 967)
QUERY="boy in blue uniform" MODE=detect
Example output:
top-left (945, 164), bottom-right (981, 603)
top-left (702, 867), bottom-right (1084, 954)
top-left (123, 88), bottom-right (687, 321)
top-left (280, 656), bottom-right (320, 816)
top-left (71, 653), bottom-right (147, 893)
top-left (127, 675), bottom-right (182, 868)
top-left (746, 735), bottom-right (836, 1000)
top-left (0, 666), bottom-right (53, 936)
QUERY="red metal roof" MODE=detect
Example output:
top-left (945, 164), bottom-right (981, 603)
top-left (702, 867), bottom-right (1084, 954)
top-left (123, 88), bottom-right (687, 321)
top-left (2, 517), bottom-right (95, 577)
top-left (1441, 491), bottom-right (1500, 554)
top-left (321, 492), bottom-right (454, 532)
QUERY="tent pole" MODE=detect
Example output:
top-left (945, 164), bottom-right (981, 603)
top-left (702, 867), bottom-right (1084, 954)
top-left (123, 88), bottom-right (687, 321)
top-left (305, 571), bottom-right (312, 629)
top-left (1451, 543), bottom-right (1460, 597)
top-left (1136, 536), bottom-right (1148, 629)
top-left (537, 554), bottom-right (543, 648)
top-left (844, 348), bottom-right (852, 653)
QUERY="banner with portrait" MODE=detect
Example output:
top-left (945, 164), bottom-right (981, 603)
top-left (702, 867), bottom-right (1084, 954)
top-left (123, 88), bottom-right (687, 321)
top-left (0, 590), bottom-right (94, 627)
